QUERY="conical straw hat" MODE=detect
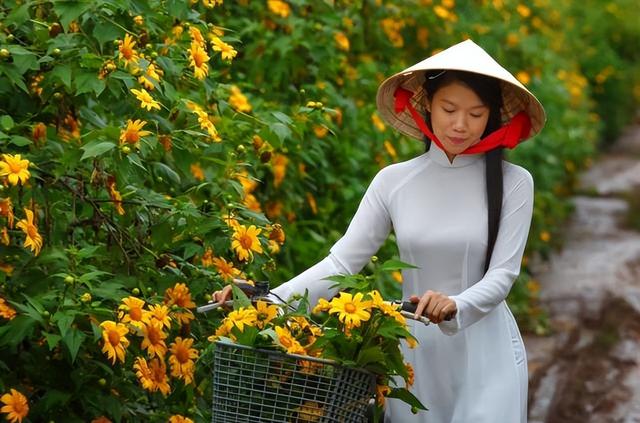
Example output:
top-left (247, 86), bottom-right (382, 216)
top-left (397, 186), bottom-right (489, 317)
top-left (376, 39), bottom-right (546, 142)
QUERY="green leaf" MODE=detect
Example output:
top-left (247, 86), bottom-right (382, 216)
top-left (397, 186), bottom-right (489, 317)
top-left (152, 162), bottom-right (181, 185)
top-left (8, 46), bottom-right (39, 74)
top-left (231, 284), bottom-right (253, 309)
top-left (380, 259), bottom-right (419, 272)
top-left (0, 115), bottom-right (14, 131)
top-left (182, 242), bottom-right (201, 260)
top-left (127, 153), bottom-right (148, 172)
top-left (93, 20), bottom-right (123, 47)
top-left (81, 141), bottom-right (116, 160)
top-left (63, 328), bottom-right (86, 363)
top-left (9, 136), bottom-right (32, 147)
top-left (51, 63), bottom-right (73, 89)
top-left (0, 65), bottom-right (28, 93)
top-left (0, 316), bottom-right (36, 347)
top-left (75, 72), bottom-right (106, 96)
top-left (268, 122), bottom-right (291, 144)
top-left (4, 3), bottom-right (30, 26)
top-left (271, 111), bottom-right (293, 125)
top-left (356, 345), bottom-right (386, 367)
top-left (55, 314), bottom-right (75, 338)
top-left (52, 0), bottom-right (92, 30)
top-left (43, 332), bottom-right (62, 350)
top-left (387, 387), bottom-right (428, 411)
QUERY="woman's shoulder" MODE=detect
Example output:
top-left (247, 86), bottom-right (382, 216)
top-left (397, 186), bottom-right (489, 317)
top-left (502, 161), bottom-right (534, 193)
top-left (368, 153), bottom-right (429, 196)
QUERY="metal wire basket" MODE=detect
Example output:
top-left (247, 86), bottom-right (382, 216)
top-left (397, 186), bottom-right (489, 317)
top-left (212, 341), bottom-right (376, 422)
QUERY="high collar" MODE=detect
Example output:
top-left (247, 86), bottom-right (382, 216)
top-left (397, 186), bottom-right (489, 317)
top-left (426, 143), bottom-right (485, 168)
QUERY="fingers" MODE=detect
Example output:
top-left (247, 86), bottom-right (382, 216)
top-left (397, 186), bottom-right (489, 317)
top-left (414, 290), bottom-right (434, 320)
top-left (213, 285), bottom-right (233, 304)
top-left (411, 291), bottom-right (456, 323)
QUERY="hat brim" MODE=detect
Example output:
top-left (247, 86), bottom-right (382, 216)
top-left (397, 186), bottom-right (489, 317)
top-left (376, 39), bottom-right (546, 142)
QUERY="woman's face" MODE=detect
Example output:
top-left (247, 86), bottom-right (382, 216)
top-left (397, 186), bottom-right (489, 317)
top-left (427, 81), bottom-right (490, 158)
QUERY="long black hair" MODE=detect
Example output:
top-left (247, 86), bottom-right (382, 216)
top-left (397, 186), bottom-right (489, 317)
top-left (422, 70), bottom-right (504, 273)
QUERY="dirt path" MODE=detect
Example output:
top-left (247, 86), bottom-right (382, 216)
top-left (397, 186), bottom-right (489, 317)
top-left (525, 116), bottom-right (640, 423)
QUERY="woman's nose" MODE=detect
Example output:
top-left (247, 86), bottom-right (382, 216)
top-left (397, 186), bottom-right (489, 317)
top-left (452, 113), bottom-right (467, 131)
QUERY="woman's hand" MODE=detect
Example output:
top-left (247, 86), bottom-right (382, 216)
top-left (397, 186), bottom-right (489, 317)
top-left (410, 290), bottom-right (457, 324)
top-left (212, 284), bottom-right (233, 305)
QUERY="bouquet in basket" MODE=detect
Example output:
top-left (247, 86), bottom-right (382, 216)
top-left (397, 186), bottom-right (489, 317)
top-left (208, 259), bottom-right (427, 422)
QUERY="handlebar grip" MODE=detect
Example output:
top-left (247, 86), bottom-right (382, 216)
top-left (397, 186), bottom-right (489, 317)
top-left (400, 301), bottom-right (455, 321)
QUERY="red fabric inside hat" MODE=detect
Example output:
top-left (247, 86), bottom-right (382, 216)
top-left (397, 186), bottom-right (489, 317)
top-left (394, 87), bottom-right (532, 154)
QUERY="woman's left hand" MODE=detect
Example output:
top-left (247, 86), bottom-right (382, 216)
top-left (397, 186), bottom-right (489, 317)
top-left (410, 291), bottom-right (457, 324)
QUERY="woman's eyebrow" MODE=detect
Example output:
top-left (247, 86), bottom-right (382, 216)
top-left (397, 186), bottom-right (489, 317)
top-left (440, 99), bottom-right (487, 109)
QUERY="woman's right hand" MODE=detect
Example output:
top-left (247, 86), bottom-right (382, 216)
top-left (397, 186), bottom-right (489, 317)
top-left (212, 284), bottom-right (234, 305)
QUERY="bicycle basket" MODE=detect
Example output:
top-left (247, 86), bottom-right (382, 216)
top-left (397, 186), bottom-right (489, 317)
top-left (211, 341), bottom-right (375, 422)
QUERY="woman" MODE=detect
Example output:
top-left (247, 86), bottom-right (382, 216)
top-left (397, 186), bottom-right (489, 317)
top-left (215, 39), bottom-right (545, 422)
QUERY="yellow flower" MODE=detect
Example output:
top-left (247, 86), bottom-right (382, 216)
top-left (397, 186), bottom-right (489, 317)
top-left (130, 88), bottom-right (161, 111)
top-left (118, 296), bottom-right (146, 329)
top-left (540, 231), bottom-right (551, 242)
top-left (442, 0), bottom-right (455, 7)
top-left (334, 32), bottom-right (350, 51)
top-left (32, 122), bottom-right (47, 143)
top-left (313, 125), bottom-right (328, 138)
top-left (371, 113), bottom-right (386, 132)
top-left (211, 36), bottom-right (238, 61)
top-left (0, 389), bottom-right (29, 423)
top-left (243, 193), bottom-right (262, 213)
top-left (212, 256), bottom-right (242, 282)
top-left (312, 298), bottom-right (331, 314)
top-left (236, 171), bottom-right (258, 194)
top-left (169, 415), bottom-right (194, 423)
top-left (141, 319), bottom-right (168, 358)
top-left (517, 4), bottom-right (531, 17)
top-left (306, 192), bottom-right (317, 215)
top-left (0, 154), bottom-right (30, 186)
top-left (169, 337), bottom-right (199, 384)
top-left (527, 279), bottom-right (541, 294)
top-left (119, 119), bottom-right (151, 145)
top-left (231, 225), bottom-right (263, 262)
top-left (100, 320), bottom-right (130, 364)
top-left (267, 0), bottom-right (291, 18)
top-left (0, 197), bottom-right (14, 228)
top-left (376, 384), bottom-right (391, 406)
top-left (405, 362), bottom-right (415, 387)
top-left (391, 271), bottom-right (403, 283)
top-left (1, 228), bottom-right (9, 246)
top-left (189, 27), bottom-right (206, 46)
top-left (228, 85), bottom-right (252, 113)
top-left (271, 154), bottom-right (289, 188)
top-left (138, 63), bottom-right (163, 90)
top-left (106, 177), bottom-right (125, 216)
top-left (383, 140), bottom-right (397, 160)
top-left (118, 34), bottom-right (139, 66)
top-left (254, 300), bottom-right (278, 329)
top-left (268, 223), bottom-right (286, 245)
top-left (16, 208), bottom-right (42, 256)
top-left (143, 304), bottom-right (172, 329)
top-left (164, 282), bottom-right (196, 325)
top-left (516, 71), bottom-right (531, 85)
top-left (293, 400), bottom-right (324, 422)
top-left (201, 248), bottom-right (215, 267)
top-left (274, 325), bottom-right (306, 355)
top-left (190, 163), bottom-right (205, 181)
top-left (133, 356), bottom-right (171, 395)
top-left (188, 41), bottom-right (210, 80)
top-left (0, 297), bottom-right (17, 320)
top-left (225, 307), bottom-right (257, 332)
top-left (133, 15), bottom-right (144, 26)
top-left (328, 292), bottom-right (372, 329)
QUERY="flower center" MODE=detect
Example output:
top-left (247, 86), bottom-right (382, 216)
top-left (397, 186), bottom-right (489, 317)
top-left (121, 46), bottom-right (133, 60)
top-left (9, 161), bottom-right (22, 173)
top-left (130, 307), bottom-right (142, 321)
top-left (194, 52), bottom-right (206, 67)
top-left (148, 327), bottom-right (161, 344)
top-left (344, 303), bottom-right (356, 313)
top-left (239, 234), bottom-right (253, 249)
top-left (108, 330), bottom-right (120, 346)
top-left (125, 129), bottom-right (140, 143)
top-left (26, 224), bottom-right (38, 239)
top-left (175, 345), bottom-right (190, 363)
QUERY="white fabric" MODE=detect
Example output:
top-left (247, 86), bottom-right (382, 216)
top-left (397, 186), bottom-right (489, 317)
top-left (271, 143), bottom-right (533, 422)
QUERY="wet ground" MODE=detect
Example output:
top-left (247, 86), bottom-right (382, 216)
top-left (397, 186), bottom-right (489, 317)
top-left (525, 116), bottom-right (640, 423)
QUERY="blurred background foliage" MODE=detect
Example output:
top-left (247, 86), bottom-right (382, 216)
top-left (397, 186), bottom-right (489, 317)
top-left (0, 0), bottom-right (638, 420)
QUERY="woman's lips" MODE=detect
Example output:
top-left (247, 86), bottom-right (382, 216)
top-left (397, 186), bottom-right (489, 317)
top-left (448, 136), bottom-right (467, 145)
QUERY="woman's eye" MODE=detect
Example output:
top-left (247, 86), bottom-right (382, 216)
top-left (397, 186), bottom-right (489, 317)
top-left (470, 113), bottom-right (483, 118)
top-left (443, 108), bottom-right (455, 113)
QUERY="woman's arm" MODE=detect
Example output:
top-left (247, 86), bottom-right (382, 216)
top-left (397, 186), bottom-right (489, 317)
top-left (270, 169), bottom-right (393, 308)
top-left (439, 169), bottom-right (534, 335)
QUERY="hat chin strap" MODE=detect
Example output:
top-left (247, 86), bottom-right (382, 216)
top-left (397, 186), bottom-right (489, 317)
top-left (394, 87), bottom-right (532, 154)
